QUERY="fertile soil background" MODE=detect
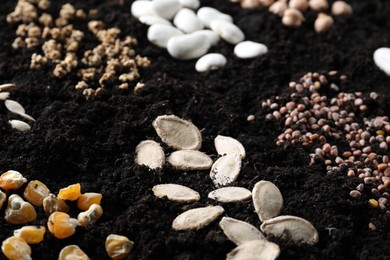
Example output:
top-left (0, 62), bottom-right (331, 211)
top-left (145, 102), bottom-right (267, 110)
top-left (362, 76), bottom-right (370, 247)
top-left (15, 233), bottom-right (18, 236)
top-left (1, 0), bottom-right (390, 259)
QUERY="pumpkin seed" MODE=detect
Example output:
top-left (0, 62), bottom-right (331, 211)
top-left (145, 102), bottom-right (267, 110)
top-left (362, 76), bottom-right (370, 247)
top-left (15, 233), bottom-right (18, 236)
top-left (152, 115), bottom-right (202, 150)
top-left (226, 240), bottom-right (280, 260)
top-left (252, 181), bottom-right (283, 222)
top-left (214, 135), bottom-right (246, 159)
top-left (210, 154), bottom-right (242, 187)
top-left (208, 187), bottom-right (251, 203)
top-left (260, 215), bottom-right (319, 245)
top-left (135, 140), bottom-right (165, 169)
top-left (152, 184), bottom-right (200, 203)
top-left (166, 150), bottom-right (213, 170)
top-left (0, 92), bottom-right (10, 100)
top-left (219, 217), bottom-right (265, 245)
top-left (8, 120), bottom-right (31, 132)
top-left (172, 206), bottom-right (224, 231)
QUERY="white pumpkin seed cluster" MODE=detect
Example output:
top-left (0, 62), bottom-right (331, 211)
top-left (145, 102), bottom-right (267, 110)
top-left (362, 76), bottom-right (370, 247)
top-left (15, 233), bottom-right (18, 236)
top-left (134, 114), bottom-right (319, 258)
top-left (0, 83), bottom-right (35, 132)
top-left (131, 0), bottom-right (268, 72)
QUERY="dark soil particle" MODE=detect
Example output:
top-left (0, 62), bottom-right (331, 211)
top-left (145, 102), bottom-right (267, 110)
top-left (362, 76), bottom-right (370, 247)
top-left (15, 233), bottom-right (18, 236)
top-left (1, 0), bottom-right (390, 259)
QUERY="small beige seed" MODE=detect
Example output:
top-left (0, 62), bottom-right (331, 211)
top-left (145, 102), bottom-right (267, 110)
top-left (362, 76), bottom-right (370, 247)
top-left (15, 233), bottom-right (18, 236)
top-left (0, 92), bottom-right (10, 100)
top-left (314, 13), bottom-right (334, 33)
top-left (331, 1), bottom-right (352, 15)
top-left (59, 245), bottom-right (90, 260)
top-left (282, 8), bottom-right (305, 27)
top-left (208, 187), bottom-right (251, 203)
top-left (219, 217), bottom-right (265, 245)
top-left (105, 234), bottom-right (134, 260)
top-left (77, 204), bottom-right (103, 226)
top-left (0, 190), bottom-right (6, 209)
top-left (269, 1), bottom-right (288, 16)
top-left (5, 194), bottom-right (37, 224)
top-left (226, 240), bottom-right (280, 260)
top-left (252, 180), bottom-right (284, 221)
top-left (152, 184), bottom-right (200, 203)
top-left (8, 119), bottom-right (31, 132)
top-left (289, 0), bottom-right (308, 12)
top-left (172, 206), bottom-right (224, 231)
top-left (135, 140), bottom-right (165, 169)
top-left (214, 135), bottom-right (246, 159)
top-left (309, 0), bottom-right (329, 11)
top-left (210, 154), bottom-right (242, 187)
top-left (166, 150), bottom-right (213, 170)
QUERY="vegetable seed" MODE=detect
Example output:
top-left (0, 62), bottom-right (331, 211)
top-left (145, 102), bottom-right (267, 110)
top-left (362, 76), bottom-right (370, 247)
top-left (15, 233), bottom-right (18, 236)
top-left (209, 154), bottom-right (242, 187)
top-left (219, 217), bottom-right (265, 245)
top-left (172, 206), bottom-right (224, 231)
top-left (105, 234), bottom-right (134, 260)
top-left (252, 180), bottom-right (284, 222)
top-left (208, 187), bottom-right (252, 203)
top-left (166, 150), bottom-right (213, 170)
top-left (214, 135), bottom-right (246, 159)
top-left (135, 140), bottom-right (165, 169)
top-left (152, 183), bottom-right (200, 203)
top-left (226, 240), bottom-right (280, 260)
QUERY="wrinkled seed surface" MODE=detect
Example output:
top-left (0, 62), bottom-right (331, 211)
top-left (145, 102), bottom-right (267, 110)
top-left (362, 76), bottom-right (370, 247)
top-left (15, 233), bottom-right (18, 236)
top-left (252, 180), bottom-right (283, 221)
top-left (219, 217), bottom-right (265, 245)
top-left (172, 206), bottom-right (224, 230)
top-left (210, 154), bottom-right (242, 187)
top-left (152, 184), bottom-right (200, 203)
top-left (214, 135), bottom-right (246, 159)
top-left (208, 187), bottom-right (251, 202)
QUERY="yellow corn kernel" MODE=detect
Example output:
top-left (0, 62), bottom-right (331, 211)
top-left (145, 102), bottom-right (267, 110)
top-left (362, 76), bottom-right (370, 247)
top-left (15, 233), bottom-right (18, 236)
top-left (77, 192), bottom-right (102, 211)
top-left (369, 199), bottom-right (379, 208)
top-left (1, 236), bottom-right (32, 260)
top-left (23, 180), bottom-right (50, 206)
top-left (59, 245), bottom-right (90, 260)
top-left (77, 204), bottom-right (103, 227)
top-left (376, 130), bottom-right (385, 136)
top-left (5, 194), bottom-right (37, 225)
top-left (0, 170), bottom-right (27, 191)
top-left (0, 190), bottom-right (6, 209)
top-left (13, 226), bottom-right (46, 244)
top-left (48, 212), bottom-right (79, 239)
top-left (105, 234), bottom-right (134, 260)
top-left (43, 193), bottom-right (70, 215)
top-left (58, 183), bottom-right (81, 201)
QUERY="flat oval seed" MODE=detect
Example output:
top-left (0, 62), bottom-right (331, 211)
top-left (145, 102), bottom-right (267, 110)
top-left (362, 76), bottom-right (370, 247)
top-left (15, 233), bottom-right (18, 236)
top-left (167, 33), bottom-right (212, 60)
top-left (260, 215), bottom-right (319, 245)
top-left (210, 20), bottom-right (244, 44)
top-left (208, 187), bottom-right (251, 203)
top-left (197, 7), bottom-right (233, 28)
top-left (139, 15), bottom-right (171, 26)
top-left (166, 150), bottom-right (213, 170)
top-left (152, 184), bottom-right (200, 203)
top-left (147, 24), bottom-right (184, 48)
top-left (219, 217), bottom-right (265, 245)
top-left (9, 119), bottom-right (31, 132)
top-left (135, 140), bottom-right (165, 169)
top-left (151, 0), bottom-right (182, 20)
top-left (210, 154), bottom-right (242, 187)
top-left (234, 41), bottom-right (268, 59)
top-left (195, 53), bottom-right (227, 72)
top-left (214, 135), bottom-right (246, 159)
top-left (0, 92), bottom-right (10, 100)
top-left (131, 1), bottom-right (156, 18)
top-left (59, 245), bottom-right (89, 260)
top-left (374, 47), bottom-right (390, 76)
top-left (4, 99), bottom-right (25, 114)
top-left (226, 240), bottom-right (280, 260)
top-left (174, 8), bottom-right (203, 33)
top-left (252, 180), bottom-right (283, 222)
top-left (153, 115), bottom-right (202, 150)
top-left (172, 206), bottom-right (224, 230)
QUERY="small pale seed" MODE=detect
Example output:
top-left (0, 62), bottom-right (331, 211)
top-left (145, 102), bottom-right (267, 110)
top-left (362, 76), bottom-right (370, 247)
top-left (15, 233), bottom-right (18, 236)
top-left (208, 187), bottom-right (251, 203)
top-left (214, 135), bottom-right (246, 159)
top-left (219, 217), bottom-right (265, 245)
top-left (210, 154), bottom-right (242, 187)
top-left (0, 92), bottom-right (10, 100)
top-left (8, 120), bottom-right (31, 132)
top-left (252, 180), bottom-right (284, 221)
top-left (226, 240), bottom-right (280, 260)
top-left (135, 140), bottom-right (165, 169)
top-left (166, 150), bottom-right (213, 170)
top-left (172, 206), bottom-right (224, 230)
top-left (152, 184), bottom-right (200, 203)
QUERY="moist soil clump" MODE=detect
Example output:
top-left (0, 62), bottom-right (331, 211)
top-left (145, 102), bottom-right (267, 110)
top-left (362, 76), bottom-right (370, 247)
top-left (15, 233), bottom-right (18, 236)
top-left (1, 0), bottom-right (390, 259)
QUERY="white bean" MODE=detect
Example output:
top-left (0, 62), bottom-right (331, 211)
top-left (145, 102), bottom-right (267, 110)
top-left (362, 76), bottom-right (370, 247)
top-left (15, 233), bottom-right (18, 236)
top-left (210, 20), bottom-right (244, 44)
top-left (195, 53), bottom-right (227, 72)
top-left (147, 24), bottom-right (184, 48)
top-left (173, 8), bottom-right (203, 33)
top-left (234, 41), bottom-right (268, 59)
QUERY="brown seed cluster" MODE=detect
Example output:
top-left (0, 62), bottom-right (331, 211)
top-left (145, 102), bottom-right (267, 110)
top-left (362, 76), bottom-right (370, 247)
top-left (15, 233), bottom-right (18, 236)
top-left (233, 0), bottom-right (352, 33)
top-left (7, 0), bottom-right (151, 99)
top-left (262, 71), bottom-right (390, 214)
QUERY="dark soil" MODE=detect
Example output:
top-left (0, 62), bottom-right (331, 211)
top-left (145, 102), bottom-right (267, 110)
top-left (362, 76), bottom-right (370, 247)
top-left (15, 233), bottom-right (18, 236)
top-left (1, 0), bottom-right (390, 259)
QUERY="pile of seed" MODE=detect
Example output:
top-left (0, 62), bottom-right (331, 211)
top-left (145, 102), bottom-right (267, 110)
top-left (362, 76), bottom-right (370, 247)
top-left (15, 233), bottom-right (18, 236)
top-left (261, 71), bottom-right (390, 216)
top-left (231, 0), bottom-right (352, 33)
top-left (7, 0), bottom-right (150, 98)
top-left (131, 0), bottom-right (268, 72)
top-left (0, 170), bottom-right (133, 259)
top-left (1, 83), bottom-right (35, 132)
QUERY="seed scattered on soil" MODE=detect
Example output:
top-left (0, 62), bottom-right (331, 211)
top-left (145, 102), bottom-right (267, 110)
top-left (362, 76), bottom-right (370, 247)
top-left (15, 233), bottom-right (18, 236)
top-left (195, 53), bottom-right (227, 72)
top-left (0, 83), bottom-right (15, 91)
top-left (77, 203), bottom-right (103, 227)
top-left (153, 115), bottom-right (202, 150)
top-left (8, 119), bottom-right (31, 132)
top-left (172, 205), bottom-right (224, 230)
top-left (331, 1), bottom-right (353, 15)
top-left (13, 226), bottom-right (46, 244)
top-left (43, 193), bottom-right (70, 215)
top-left (5, 194), bottom-right (37, 225)
top-left (209, 19), bottom-right (244, 45)
top-left (58, 183), bottom-right (81, 201)
top-left (208, 187), bottom-right (252, 203)
top-left (219, 217), bottom-right (265, 245)
top-left (282, 8), bottom-right (305, 27)
top-left (105, 234), bottom-right (134, 260)
top-left (1, 236), bottom-right (32, 260)
top-left (174, 8), bottom-right (203, 33)
top-left (23, 180), bottom-right (51, 206)
top-left (0, 170), bottom-right (27, 190)
top-left (77, 192), bottom-right (103, 211)
top-left (152, 0), bottom-right (182, 20)
top-left (260, 215), bottom-right (319, 245)
top-left (197, 7), bottom-right (233, 28)
top-left (226, 240), bottom-right (280, 260)
top-left (47, 212), bottom-right (79, 239)
top-left (135, 140), bottom-right (165, 169)
top-left (252, 180), bottom-right (284, 222)
top-left (166, 150), bottom-right (213, 170)
top-left (0, 190), bottom-right (6, 209)
top-left (147, 24), bottom-right (184, 48)
top-left (152, 183), bottom-right (200, 203)
top-left (314, 13), bottom-right (334, 33)
top-left (210, 154), bottom-right (242, 187)
top-left (167, 33), bottom-right (212, 60)
top-left (0, 92), bottom-right (10, 100)
top-left (234, 41), bottom-right (268, 59)
top-left (373, 47), bottom-right (390, 76)
top-left (214, 135), bottom-right (246, 159)
top-left (58, 245), bottom-right (89, 260)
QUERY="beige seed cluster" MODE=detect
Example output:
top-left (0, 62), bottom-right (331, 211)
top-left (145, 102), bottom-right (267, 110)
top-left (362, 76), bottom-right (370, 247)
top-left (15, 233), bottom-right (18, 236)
top-left (232, 0), bottom-right (352, 33)
top-left (262, 71), bottom-right (390, 213)
top-left (7, 0), bottom-right (151, 99)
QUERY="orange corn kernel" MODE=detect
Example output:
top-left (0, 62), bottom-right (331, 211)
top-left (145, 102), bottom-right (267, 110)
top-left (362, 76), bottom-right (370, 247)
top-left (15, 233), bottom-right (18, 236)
top-left (13, 226), bottom-right (46, 244)
top-left (58, 183), bottom-right (81, 201)
top-left (48, 212), bottom-right (79, 239)
top-left (43, 194), bottom-right (70, 215)
top-left (0, 190), bottom-right (6, 209)
top-left (5, 194), bottom-right (37, 225)
top-left (77, 192), bottom-right (102, 211)
top-left (1, 236), bottom-right (32, 260)
top-left (0, 170), bottom-right (27, 190)
top-left (59, 245), bottom-right (89, 260)
top-left (23, 180), bottom-right (51, 206)
top-left (105, 234), bottom-right (134, 260)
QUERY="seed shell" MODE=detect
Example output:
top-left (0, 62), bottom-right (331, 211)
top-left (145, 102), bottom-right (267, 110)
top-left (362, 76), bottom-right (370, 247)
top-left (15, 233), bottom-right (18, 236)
top-left (166, 150), bottom-right (213, 170)
top-left (219, 217), bottom-right (265, 245)
top-left (208, 187), bottom-right (251, 203)
top-left (152, 184), bottom-right (200, 203)
top-left (214, 135), bottom-right (246, 159)
top-left (226, 240), bottom-right (280, 260)
top-left (8, 120), bottom-right (31, 132)
top-left (260, 215), bottom-right (319, 245)
top-left (172, 206), bottom-right (224, 230)
top-left (210, 154), bottom-right (242, 187)
top-left (135, 140), bottom-right (165, 169)
top-left (4, 99), bottom-right (25, 114)
top-left (252, 180), bottom-right (283, 222)
top-left (153, 115), bottom-right (202, 150)
top-left (0, 92), bottom-right (10, 100)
